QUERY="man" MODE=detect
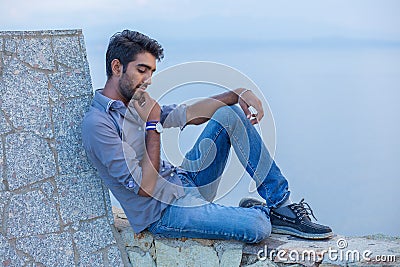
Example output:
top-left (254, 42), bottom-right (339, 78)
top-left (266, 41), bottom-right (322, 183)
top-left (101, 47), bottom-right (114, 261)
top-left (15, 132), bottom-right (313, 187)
top-left (82, 30), bottom-right (333, 243)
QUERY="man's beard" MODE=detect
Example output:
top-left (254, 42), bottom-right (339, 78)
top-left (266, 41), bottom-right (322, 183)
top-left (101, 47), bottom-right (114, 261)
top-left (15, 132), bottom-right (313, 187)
top-left (118, 74), bottom-right (138, 102)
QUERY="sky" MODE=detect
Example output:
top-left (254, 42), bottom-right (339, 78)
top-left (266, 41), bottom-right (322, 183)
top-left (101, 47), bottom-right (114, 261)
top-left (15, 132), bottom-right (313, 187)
top-left (2, 0), bottom-right (400, 41)
top-left (2, 0), bottom-right (399, 87)
top-left (1, 0), bottom-right (400, 40)
top-left (1, 0), bottom-right (400, 236)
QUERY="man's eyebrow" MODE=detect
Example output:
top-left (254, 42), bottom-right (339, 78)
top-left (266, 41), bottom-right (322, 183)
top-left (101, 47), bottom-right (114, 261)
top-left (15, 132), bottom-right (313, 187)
top-left (136, 63), bottom-right (156, 72)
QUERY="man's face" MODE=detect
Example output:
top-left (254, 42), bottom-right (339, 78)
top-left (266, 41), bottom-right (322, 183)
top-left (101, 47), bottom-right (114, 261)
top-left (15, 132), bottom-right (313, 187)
top-left (118, 52), bottom-right (157, 101)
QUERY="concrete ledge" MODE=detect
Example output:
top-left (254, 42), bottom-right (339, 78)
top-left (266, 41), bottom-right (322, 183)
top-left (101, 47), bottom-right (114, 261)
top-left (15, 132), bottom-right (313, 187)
top-left (113, 207), bottom-right (400, 267)
top-left (0, 29), bottom-right (83, 37)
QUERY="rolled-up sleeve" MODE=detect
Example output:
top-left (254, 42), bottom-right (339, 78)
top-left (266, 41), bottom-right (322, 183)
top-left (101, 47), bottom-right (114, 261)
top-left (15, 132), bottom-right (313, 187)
top-left (160, 104), bottom-right (187, 129)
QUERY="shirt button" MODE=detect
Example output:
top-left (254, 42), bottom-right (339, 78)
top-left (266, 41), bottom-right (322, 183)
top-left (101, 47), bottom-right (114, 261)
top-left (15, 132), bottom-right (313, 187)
top-left (161, 168), bottom-right (165, 172)
top-left (138, 127), bottom-right (142, 131)
top-left (170, 173), bottom-right (174, 177)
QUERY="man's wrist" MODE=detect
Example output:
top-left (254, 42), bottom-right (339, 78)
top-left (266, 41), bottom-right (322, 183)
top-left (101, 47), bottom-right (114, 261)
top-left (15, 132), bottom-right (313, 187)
top-left (236, 88), bottom-right (251, 103)
top-left (145, 120), bottom-right (163, 133)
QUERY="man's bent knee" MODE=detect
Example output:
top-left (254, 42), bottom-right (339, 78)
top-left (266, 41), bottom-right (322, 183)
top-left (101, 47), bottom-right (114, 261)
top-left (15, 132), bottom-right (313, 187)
top-left (245, 211), bottom-right (271, 243)
top-left (212, 105), bottom-right (246, 125)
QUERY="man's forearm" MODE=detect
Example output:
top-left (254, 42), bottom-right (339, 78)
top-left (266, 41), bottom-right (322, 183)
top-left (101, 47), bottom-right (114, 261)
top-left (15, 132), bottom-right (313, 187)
top-left (186, 88), bottom-right (245, 125)
top-left (138, 130), bottom-right (160, 197)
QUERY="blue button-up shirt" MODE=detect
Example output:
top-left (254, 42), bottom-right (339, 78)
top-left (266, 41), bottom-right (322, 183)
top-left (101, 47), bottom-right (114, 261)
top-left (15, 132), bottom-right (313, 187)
top-left (82, 90), bottom-right (186, 232)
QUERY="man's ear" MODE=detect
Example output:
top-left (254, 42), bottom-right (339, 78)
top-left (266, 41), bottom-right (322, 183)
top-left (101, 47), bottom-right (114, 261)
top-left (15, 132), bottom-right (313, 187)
top-left (111, 59), bottom-right (122, 77)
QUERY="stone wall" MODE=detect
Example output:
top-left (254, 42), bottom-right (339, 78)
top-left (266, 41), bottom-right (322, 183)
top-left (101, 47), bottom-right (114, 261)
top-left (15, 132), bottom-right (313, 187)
top-left (113, 207), bottom-right (400, 267)
top-left (0, 30), bottom-right (127, 266)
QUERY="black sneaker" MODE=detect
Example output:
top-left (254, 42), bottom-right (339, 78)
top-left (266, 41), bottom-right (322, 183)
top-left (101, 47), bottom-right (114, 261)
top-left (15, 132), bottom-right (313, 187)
top-left (239, 197), bottom-right (267, 209)
top-left (239, 198), bottom-right (333, 240)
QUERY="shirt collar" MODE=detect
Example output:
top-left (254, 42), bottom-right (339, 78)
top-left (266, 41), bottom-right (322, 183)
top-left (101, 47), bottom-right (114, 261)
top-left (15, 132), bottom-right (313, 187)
top-left (92, 89), bottom-right (126, 114)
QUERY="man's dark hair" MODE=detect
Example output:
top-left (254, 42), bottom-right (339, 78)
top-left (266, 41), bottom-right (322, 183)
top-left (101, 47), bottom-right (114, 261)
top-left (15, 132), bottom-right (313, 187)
top-left (105, 30), bottom-right (164, 79)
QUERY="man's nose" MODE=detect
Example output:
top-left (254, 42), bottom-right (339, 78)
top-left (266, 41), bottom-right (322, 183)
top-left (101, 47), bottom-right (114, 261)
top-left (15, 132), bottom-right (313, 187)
top-left (144, 75), bottom-right (152, 85)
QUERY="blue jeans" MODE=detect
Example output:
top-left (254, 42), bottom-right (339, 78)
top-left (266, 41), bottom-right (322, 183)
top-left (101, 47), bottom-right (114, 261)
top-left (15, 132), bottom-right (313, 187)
top-left (148, 105), bottom-right (290, 243)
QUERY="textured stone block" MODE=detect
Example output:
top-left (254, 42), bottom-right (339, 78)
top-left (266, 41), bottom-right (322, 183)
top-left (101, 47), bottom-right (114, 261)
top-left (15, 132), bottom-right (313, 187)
top-left (39, 181), bottom-right (57, 201)
top-left (0, 233), bottom-right (25, 267)
top-left (0, 60), bottom-right (3, 91)
top-left (4, 36), bottom-right (17, 53)
top-left (0, 110), bottom-right (12, 135)
top-left (16, 37), bottom-right (55, 70)
top-left (78, 251), bottom-right (104, 267)
top-left (73, 217), bottom-right (116, 255)
top-left (16, 232), bottom-right (74, 266)
top-left (52, 96), bottom-right (92, 175)
top-left (53, 35), bottom-right (86, 70)
top-left (220, 250), bottom-right (242, 267)
top-left (103, 183), bottom-right (115, 225)
top-left (128, 249), bottom-right (156, 267)
top-left (0, 192), bottom-right (10, 228)
top-left (7, 190), bottom-right (59, 238)
top-left (0, 56), bottom-right (53, 137)
top-left (245, 260), bottom-right (279, 267)
top-left (107, 245), bottom-right (125, 267)
top-left (48, 84), bottom-right (61, 102)
top-left (56, 172), bottom-right (106, 224)
top-left (155, 239), bottom-right (220, 267)
top-left (48, 65), bottom-right (92, 98)
top-left (5, 132), bottom-right (56, 190)
top-left (0, 29), bottom-right (124, 266)
top-left (121, 229), bottom-right (154, 252)
top-left (0, 139), bottom-right (3, 191)
top-left (215, 241), bottom-right (243, 267)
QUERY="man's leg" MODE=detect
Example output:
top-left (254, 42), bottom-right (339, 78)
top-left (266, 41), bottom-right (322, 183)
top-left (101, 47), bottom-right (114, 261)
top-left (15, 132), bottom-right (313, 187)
top-left (148, 186), bottom-right (271, 243)
top-left (181, 105), bottom-right (289, 208)
top-left (181, 105), bottom-right (333, 239)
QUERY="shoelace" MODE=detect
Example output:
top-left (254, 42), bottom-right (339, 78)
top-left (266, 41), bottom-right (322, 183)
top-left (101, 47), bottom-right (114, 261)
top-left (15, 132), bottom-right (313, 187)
top-left (292, 198), bottom-right (318, 221)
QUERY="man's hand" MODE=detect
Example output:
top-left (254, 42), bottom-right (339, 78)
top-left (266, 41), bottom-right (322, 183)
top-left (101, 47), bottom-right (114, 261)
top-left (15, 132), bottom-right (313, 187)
top-left (237, 89), bottom-right (264, 125)
top-left (186, 88), bottom-right (265, 126)
top-left (132, 88), bottom-right (161, 122)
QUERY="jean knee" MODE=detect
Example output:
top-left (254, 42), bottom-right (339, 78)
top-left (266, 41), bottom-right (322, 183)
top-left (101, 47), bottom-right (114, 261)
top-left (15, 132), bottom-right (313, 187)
top-left (228, 104), bottom-right (245, 116)
top-left (246, 211), bottom-right (271, 243)
top-left (214, 105), bottom-right (243, 116)
top-left (213, 105), bottom-right (232, 119)
top-left (213, 105), bottom-right (246, 125)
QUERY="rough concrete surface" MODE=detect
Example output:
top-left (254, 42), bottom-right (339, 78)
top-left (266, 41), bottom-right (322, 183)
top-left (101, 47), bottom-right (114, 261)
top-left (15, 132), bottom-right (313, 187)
top-left (114, 207), bottom-right (400, 266)
top-left (0, 30), bottom-right (127, 267)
